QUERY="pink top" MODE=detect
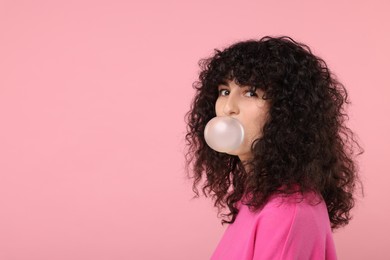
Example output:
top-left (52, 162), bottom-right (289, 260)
top-left (210, 191), bottom-right (337, 260)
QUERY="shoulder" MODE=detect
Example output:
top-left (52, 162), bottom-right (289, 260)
top-left (256, 190), bottom-right (328, 232)
top-left (251, 191), bottom-right (334, 259)
top-left (257, 190), bottom-right (330, 232)
top-left (238, 190), bottom-right (326, 223)
top-left (261, 190), bottom-right (324, 215)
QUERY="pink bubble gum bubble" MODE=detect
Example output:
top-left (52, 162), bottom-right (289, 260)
top-left (204, 116), bottom-right (244, 153)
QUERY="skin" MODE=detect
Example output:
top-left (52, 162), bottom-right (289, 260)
top-left (215, 79), bottom-right (270, 164)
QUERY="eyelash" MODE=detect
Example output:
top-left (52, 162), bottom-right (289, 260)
top-left (218, 89), bottom-right (258, 97)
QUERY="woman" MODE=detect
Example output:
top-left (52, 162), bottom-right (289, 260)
top-left (183, 35), bottom-right (364, 259)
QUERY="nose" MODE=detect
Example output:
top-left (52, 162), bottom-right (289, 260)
top-left (223, 94), bottom-right (239, 116)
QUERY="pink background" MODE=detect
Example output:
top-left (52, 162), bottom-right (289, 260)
top-left (0, 1), bottom-right (388, 259)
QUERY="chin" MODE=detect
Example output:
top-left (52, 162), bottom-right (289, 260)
top-left (225, 149), bottom-right (248, 159)
top-left (224, 150), bottom-right (238, 156)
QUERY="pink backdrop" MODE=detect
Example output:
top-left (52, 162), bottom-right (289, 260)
top-left (0, 0), bottom-right (389, 259)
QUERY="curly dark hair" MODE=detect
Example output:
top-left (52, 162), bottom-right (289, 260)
top-left (183, 35), bottom-right (365, 231)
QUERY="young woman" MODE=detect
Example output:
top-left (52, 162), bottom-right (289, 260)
top-left (183, 36), bottom-right (364, 259)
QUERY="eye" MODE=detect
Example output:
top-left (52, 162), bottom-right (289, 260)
top-left (218, 89), bottom-right (229, 96)
top-left (245, 90), bottom-right (258, 97)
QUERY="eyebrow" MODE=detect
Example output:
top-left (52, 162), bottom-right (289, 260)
top-left (219, 81), bottom-right (229, 87)
top-left (218, 83), bottom-right (257, 91)
top-left (217, 83), bottom-right (228, 90)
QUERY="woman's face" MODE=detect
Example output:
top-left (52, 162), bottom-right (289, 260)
top-left (215, 79), bottom-right (270, 162)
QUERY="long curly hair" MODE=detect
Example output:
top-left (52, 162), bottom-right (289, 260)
top-left (183, 35), bottom-right (364, 231)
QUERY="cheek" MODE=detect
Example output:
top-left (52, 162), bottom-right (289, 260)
top-left (246, 122), bottom-right (261, 140)
top-left (246, 113), bottom-right (267, 139)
